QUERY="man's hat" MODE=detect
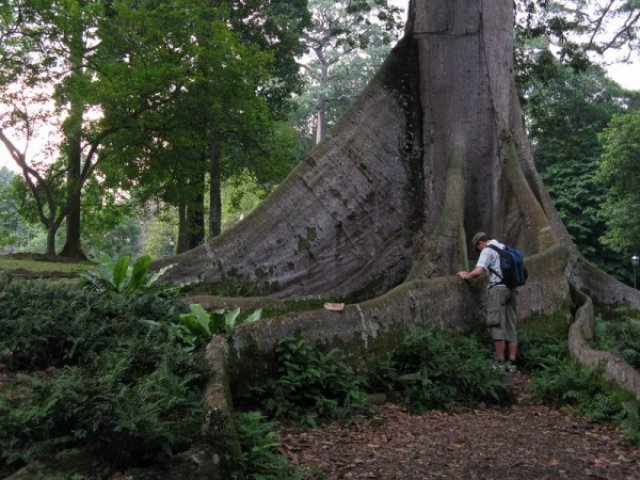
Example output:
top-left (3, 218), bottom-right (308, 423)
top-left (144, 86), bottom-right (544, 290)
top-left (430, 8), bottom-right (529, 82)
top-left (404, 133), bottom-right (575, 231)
top-left (471, 231), bottom-right (488, 249)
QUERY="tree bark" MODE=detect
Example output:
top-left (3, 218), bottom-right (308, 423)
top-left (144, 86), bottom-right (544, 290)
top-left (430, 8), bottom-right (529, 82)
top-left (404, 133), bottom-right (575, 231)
top-left (58, 26), bottom-right (85, 260)
top-left (156, 0), bottom-right (640, 315)
top-left (208, 138), bottom-right (222, 239)
top-left (176, 174), bottom-right (206, 254)
top-left (58, 130), bottom-right (84, 259)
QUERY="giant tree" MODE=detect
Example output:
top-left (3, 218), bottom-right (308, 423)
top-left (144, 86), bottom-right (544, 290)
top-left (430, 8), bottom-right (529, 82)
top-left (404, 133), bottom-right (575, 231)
top-left (155, 1), bottom-right (640, 402)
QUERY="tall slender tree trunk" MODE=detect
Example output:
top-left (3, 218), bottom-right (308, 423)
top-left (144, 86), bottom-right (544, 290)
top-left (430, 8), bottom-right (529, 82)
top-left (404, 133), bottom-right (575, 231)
top-left (176, 174), bottom-right (205, 254)
top-left (45, 221), bottom-right (57, 257)
top-left (314, 52), bottom-right (329, 144)
top-left (315, 97), bottom-right (326, 144)
top-left (208, 137), bottom-right (222, 238)
top-left (177, 202), bottom-right (188, 254)
top-left (59, 130), bottom-right (84, 259)
top-left (58, 27), bottom-right (85, 259)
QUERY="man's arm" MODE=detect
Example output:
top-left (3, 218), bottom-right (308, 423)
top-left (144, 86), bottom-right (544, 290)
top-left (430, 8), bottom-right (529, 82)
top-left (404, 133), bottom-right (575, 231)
top-left (456, 266), bottom-right (485, 281)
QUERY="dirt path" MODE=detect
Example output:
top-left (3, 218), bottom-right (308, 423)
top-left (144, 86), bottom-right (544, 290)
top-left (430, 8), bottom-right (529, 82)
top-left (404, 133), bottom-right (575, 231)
top-left (280, 372), bottom-right (640, 479)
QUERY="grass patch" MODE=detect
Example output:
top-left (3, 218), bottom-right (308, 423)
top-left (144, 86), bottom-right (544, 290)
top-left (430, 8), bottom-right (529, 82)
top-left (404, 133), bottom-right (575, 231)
top-left (0, 257), bottom-right (93, 274)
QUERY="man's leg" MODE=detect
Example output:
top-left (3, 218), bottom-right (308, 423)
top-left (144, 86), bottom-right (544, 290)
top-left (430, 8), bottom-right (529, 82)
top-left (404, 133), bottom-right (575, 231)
top-left (494, 340), bottom-right (506, 361)
top-left (507, 341), bottom-right (518, 363)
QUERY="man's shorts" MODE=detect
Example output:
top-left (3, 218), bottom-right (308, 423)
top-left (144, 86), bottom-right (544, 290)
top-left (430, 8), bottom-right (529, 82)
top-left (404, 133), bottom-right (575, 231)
top-left (486, 286), bottom-right (518, 342)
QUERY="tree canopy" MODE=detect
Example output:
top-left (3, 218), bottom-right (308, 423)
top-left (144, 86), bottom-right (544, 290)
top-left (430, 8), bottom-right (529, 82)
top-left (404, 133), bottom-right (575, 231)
top-left (598, 110), bottom-right (640, 255)
top-left (0, 0), bottom-right (309, 256)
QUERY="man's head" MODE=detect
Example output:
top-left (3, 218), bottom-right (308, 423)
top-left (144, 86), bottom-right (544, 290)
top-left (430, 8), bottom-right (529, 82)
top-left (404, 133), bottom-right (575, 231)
top-left (471, 231), bottom-right (490, 251)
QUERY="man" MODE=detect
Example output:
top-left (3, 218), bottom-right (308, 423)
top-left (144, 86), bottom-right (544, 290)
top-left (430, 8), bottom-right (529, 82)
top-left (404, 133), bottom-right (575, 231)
top-left (456, 232), bottom-right (518, 373)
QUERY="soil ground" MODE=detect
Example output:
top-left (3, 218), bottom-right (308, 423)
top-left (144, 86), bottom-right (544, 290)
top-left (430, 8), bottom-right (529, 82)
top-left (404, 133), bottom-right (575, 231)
top-left (280, 372), bottom-right (640, 480)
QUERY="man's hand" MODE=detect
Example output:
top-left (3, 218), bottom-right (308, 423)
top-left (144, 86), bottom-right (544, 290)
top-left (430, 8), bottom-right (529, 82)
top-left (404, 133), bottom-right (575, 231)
top-left (457, 267), bottom-right (484, 280)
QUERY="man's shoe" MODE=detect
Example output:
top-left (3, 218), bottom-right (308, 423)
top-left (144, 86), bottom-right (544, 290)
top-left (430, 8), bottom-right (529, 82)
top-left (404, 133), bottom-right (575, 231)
top-left (505, 362), bottom-right (518, 373)
top-left (492, 361), bottom-right (506, 372)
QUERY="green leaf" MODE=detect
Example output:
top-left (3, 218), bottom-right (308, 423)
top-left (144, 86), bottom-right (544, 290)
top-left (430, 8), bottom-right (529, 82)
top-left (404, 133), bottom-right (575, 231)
top-left (224, 307), bottom-right (241, 332)
top-left (189, 303), bottom-right (212, 336)
top-left (242, 308), bottom-right (263, 325)
top-left (128, 255), bottom-right (151, 292)
top-left (112, 255), bottom-right (131, 291)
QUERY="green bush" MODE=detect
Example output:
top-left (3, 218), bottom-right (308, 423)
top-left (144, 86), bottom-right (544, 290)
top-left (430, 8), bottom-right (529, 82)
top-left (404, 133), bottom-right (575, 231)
top-left (251, 336), bottom-right (368, 427)
top-left (0, 280), bottom-right (209, 472)
top-left (594, 312), bottom-right (640, 369)
top-left (232, 411), bottom-right (304, 480)
top-left (517, 330), bottom-right (569, 372)
top-left (520, 320), bottom-right (640, 446)
top-left (250, 329), bottom-right (514, 427)
top-left (0, 280), bottom-right (188, 369)
top-left (370, 328), bottom-right (514, 412)
top-left (175, 304), bottom-right (262, 349)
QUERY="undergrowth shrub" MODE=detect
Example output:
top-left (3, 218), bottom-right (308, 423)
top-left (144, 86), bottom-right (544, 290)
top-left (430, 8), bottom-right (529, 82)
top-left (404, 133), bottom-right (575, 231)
top-left (251, 336), bottom-right (368, 427)
top-left (176, 304), bottom-right (262, 349)
top-left (0, 280), bottom-right (209, 472)
top-left (519, 323), bottom-right (640, 446)
top-left (368, 328), bottom-right (515, 412)
top-left (232, 411), bottom-right (304, 480)
top-left (250, 329), bottom-right (514, 426)
top-left (594, 312), bottom-right (640, 369)
top-left (517, 330), bottom-right (570, 372)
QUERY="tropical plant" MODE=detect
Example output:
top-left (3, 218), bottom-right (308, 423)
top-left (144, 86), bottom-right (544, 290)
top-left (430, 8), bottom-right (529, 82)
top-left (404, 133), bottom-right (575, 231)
top-left (252, 336), bottom-right (368, 427)
top-left (81, 253), bottom-right (172, 293)
top-left (177, 305), bottom-right (262, 344)
top-left (520, 316), bottom-right (639, 445)
top-left (232, 411), bottom-right (304, 480)
top-left (0, 280), bottom-right (209, 472)
top-left (371, 329), bottom-right (514, 412)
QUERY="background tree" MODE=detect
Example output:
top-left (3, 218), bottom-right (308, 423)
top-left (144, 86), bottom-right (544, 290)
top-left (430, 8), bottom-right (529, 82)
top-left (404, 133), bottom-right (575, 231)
top-left (513, 0), bottom-right (640, 282)
top-left (97, 0), bottom-right (307, 253)
top-left (524, 63), bottom-right (634, 280)
top-left (516, 0), bottom-right (640, 66)
top-left (0, 0), bottom-right (178, 257)
top-left (598, 110), bottom-right (640, 256)
top-left (296, 0), bottom-right (403, 144)
top-left (0, 167), bottom-right (20, 252)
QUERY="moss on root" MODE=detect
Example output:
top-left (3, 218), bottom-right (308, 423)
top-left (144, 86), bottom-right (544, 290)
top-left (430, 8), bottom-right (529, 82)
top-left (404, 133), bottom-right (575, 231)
top-left (521, 297), bottom-right (574, 339)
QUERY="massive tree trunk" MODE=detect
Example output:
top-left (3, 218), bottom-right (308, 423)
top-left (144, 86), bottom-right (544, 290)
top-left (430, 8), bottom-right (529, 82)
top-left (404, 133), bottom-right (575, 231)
top-left (156, 0), bottom-right (640, 329)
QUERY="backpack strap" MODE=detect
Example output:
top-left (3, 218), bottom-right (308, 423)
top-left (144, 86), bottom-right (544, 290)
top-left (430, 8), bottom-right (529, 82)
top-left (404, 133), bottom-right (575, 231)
top-left (486, 244), bottom-right (505, 285)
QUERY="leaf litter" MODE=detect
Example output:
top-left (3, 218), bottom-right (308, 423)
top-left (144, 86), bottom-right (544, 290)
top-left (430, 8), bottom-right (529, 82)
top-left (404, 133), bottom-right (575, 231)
top-left (280, 371), bottom-right (640, 480)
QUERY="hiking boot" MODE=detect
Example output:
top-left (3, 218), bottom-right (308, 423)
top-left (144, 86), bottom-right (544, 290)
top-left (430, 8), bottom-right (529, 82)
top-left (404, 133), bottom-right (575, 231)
top-left (505, 362), bottom-right (518, 373)
top-left (492, 362), bottom-right (506, 372)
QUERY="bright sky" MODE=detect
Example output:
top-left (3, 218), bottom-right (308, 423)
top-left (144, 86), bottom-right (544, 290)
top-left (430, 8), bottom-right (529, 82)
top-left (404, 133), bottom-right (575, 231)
top-left (2, 2), bottom-right (640, 174)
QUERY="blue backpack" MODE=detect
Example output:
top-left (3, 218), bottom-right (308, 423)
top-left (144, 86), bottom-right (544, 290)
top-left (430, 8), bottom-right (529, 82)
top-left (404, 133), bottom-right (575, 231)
top-left (487, 244), bottom-right (528, 288)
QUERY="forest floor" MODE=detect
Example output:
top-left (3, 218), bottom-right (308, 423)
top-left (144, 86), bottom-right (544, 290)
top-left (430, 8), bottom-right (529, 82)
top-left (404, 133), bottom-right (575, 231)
top-left (279, 371), bottom-right (640, 480)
